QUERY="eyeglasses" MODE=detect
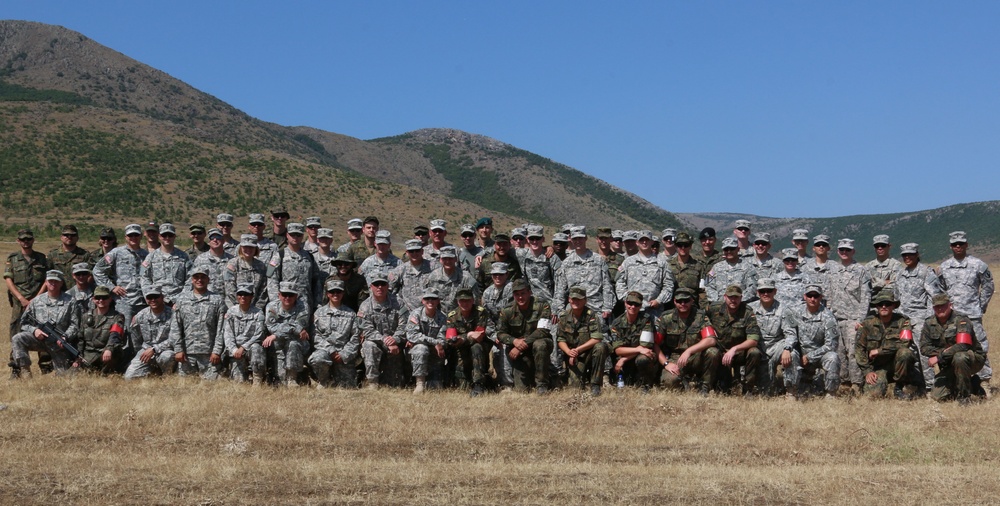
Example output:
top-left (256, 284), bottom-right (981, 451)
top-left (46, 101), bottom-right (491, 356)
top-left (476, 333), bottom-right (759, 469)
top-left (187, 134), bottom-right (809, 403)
top-left (272, 214), bottom-right (290, 220)
top-left (876, 302), bottom-right (895, 308)
top-left (874, 244), bottom-right (888, 248)
top-left (160, 233), bottom-right (176, 238)
top-left (625, 301), bottom-right (642, 307)
top-left (145, 294), bottom-right (162, 300)
top-left (805, 293), bottom-right (822, 299)
top-left (675, 299), bottom-right (693, 305)
top-left (279, 293), bottom-right (297, 298)
top-left (758, 289), bottom-right (775, 294)
top-left (838, 248), bottom-right (853, 253)
top-left (94, 296), bottom-right (110, 301)
top-left (191, 231), bottom-right (205, 236)
top-left (62, 233), bottom-right (78, 238)
top-left (736, 227), bottom-right (750, 232)
top-left (371, 282), bottom-right (389, 288)
top-left (415, 231), bottom-right (428, 237)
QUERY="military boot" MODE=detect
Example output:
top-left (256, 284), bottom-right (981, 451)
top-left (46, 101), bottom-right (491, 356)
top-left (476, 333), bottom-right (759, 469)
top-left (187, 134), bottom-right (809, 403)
top-left (413, 376), bottom-right (426, 394)
top-left (470, 383), bottom-right (483, 397)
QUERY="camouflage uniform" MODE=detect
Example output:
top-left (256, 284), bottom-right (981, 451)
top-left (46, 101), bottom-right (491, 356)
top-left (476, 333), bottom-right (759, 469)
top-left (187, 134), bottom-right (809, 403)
top-left (496, 296), bottom-right (553, 390)
top-left (799, 258), bottom-right (842, 297)
top-left (4, 249), bottom-right (50, 338)
top-left (552, 250), bottom-right (614, 315)
top-left (220, 305), bottom-right (266, 383)
top-left (359, 253), bottom-right (401, 284)
top-left (668, 255), bottom-right (704, 304)
top-left (344, 240), bottom-right (376, 266)
top-left (856, 312), bottom-right (916, 397)
top-left (223, 256), bottom-right (269, 309)
top-left (774, 268), bottom-right (811, 310)
top-left (866, 257), bottom-right (903, 299)
top-left (827, 262), bottom-right (872, 385)
top-left (603, 252), bottom-right (624, 284)
top-left (517, 249), bottom-right (558, 304)
top-left (405, 307), bottom-right (447, 385)
top-left (749, 254), bottom-right (782, 282)
top-left (358, 294), bottom-right (409, 387)
top-left (94, 245), bottom-right (148, 325)
top-left (193, 250), bottom-right (233, 296)
top-left (556, 306), bottom-right (607, 387)
top-left (705, 301), bottom-right (762, 392)
top-left (897, 261), bottom-right (944, 388)
top-left (267, 248), bottom-right (323, 311)
top-left (477, 253), bottom-right (523, 290)
top-left (656, 307), bottom-right (718, 389)
top-left (78, 306), bottom-right (127, 373)
top-left (123, 305), bottom-right (175, 379)
top-left (783, 304), bottom-right (840, 395)
top-left (66, 283), bottom-right (95, 317)
top-left (139, 249), bottom-right (192, 304)
top-left (170, 289), bottom-right (227, 379)
top-left (423, 266), bottom-right (479, 314)
top-left (445, 304), bottom-right (494, 388)
top-left (705, 259), bottom-right (758, 303)
top-left (748, 299), bottom-right (792, 395)
top-left (309, 303), bottom-right (361, 387)
top-left (482, 280), bottom-right (514, 387)
top-left (609, 310), bottom-right (658, 387)
top-left (10, 291), bottom-right (80, 371)
top-left (920, 310), bottom-right (986, 401)
top-left (185, 243), bottom-right (210, 261)
top-left (938, 253), bottom-right (994, 380)
top-left (48, 245), bottom-right (94, 286)
top-left (256, 237), bottom-right (280, 268)
top-left (389, 259), bottom-right (434, 312)
top-left (263, 298), bottom-right (311, 383)
top-left (615, 253), bottom-right (675, 317)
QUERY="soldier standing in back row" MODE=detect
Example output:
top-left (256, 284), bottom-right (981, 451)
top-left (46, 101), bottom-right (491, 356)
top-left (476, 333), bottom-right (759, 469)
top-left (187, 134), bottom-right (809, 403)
top-left (94, 224), bottom-right (148, 327)
top-left (140, 223), bottom-right (192, 305)
top-left (827, 238), bottom-right (872, 392)
top-left (866, 234), bottom-right (903, 301)
top-left (48, 224), bottom-right (94, 286)
top-left (6, 229), bottom-right (52, 377)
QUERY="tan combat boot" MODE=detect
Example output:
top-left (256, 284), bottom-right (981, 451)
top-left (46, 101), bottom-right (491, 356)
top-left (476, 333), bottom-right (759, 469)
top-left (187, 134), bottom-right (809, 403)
top-left (413, 376), bottom-right (426, 394)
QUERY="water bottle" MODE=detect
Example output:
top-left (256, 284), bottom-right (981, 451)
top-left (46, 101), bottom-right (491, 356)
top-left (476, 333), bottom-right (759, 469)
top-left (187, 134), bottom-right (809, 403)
top-left (616, 373), bottom-right (625, 389)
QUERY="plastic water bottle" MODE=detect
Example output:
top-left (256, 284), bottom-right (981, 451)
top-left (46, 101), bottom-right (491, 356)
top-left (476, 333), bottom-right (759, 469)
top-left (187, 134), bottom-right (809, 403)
top-left (616, 374), bottom-right (625, 389)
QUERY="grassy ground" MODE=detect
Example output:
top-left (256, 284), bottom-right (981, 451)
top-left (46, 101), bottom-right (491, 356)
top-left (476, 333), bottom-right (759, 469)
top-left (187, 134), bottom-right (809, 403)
top-left (2, 241), bottom-right (999, 504)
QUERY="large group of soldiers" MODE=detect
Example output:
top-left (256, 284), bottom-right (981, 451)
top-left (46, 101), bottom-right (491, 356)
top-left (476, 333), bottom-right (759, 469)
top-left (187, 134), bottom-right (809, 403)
top-left (4, 211), bottom-right (992, 404)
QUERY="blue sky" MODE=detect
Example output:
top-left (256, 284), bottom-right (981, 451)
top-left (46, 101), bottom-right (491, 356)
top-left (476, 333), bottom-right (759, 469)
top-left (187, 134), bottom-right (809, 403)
top-left (7, 1), bottom-right (999, 218)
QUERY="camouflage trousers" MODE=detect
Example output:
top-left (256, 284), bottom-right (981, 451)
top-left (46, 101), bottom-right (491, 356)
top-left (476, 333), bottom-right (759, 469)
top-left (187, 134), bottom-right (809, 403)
top-left (837, 319), bottom-right (863, 385)
top-left (409, 343), bottom-right (443, 382)
top-left (308, 349), bottom-right (359, 388)
top-left (79, 348), bottom-right (124, 375)
top-left (615, 352), bottom-right (658, 388)
top-left (784, 350), bottom-right (840, 395)
top-left (361, 339), bottom-right (407, 387)
top-left (177, 353), bottom-right (224, 380)
top-left (717, 347), bottom-right (763, 393)
top-left (862, 348), bottom-right (917, 397)
top-left (562, 342), bottom-right (607, 387)
top-left (970, 318), bottom-right (992, 381)
top-left (661, 347), bottom-right (720, 390)
top-left (910, 321), bottom-right (934, 390)
top-left (509, 338), bottom-right (553, 390)
top-left (10, 331), bottom-right (73, 371)
top-left (759, 345), bottom-right (786, 396)
top-left (931, 348), bottom-right (986, 401)
top-left (492, 344), bottom-right (514, 387)
top-left (267, 338), bottom-right (309, 383)
top-left (228, 343), bottom-right (266, 383)
top-left (445, 338), bottom-right (494, 387)
top-left (123, 348), bottom-right (177, 379)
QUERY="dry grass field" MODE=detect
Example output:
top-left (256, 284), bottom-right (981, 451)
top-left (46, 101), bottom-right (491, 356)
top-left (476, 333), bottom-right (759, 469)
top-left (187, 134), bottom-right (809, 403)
top-left (3, 241), bottom-right (1000, 504)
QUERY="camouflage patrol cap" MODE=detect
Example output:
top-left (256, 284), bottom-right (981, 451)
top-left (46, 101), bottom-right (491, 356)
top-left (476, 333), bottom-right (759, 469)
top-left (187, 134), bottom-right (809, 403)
top-left (949, 231), bottom-right (967, 244)
top-left (813, 234), bottom-right (830, 246)
top-left (144, 283), bottom-right (164, 297)
top-left (413, 225), bottom-right (429, 235)
top-left (872, 234), bottom-right (890, 246)
top-left (367, 271), bottom-right (389, 285)
top-left (871, 291), bottom-right (899, 307)
top-left (325, 278), bottom-right (345, 292)
top-left (734, 220), bottom-right (751, 230)
top-left (804, 284), bottom-right (823, 296)
top-left (304, 217), bottom-right (321, 228)
top-left (792, 229), bottom-right (810, 241)
top-left (456, 288), bottom-right (475, 301)
top-left (561, 223), bottom-right (575, 234)
top-left (780, 248), bottom-right (798, 261)
top-left (931, 293), bottom-right (951, 306)
top-left (837, 238), bottom-right (854, 250)
top-left (511, 227), bottom-right (527, 239)
top-left (124, 224), bottom-right (142, 236)
top-left (99, 227), bottom-right (117, 239)
top-left (662, 228), bottom-right (677, 240)
top-left (216, 213), bottom-right (235, 225)
top-left (699, 227), bottom-right (716, 240)
top-left (460, 224), bottom-right (476, 236)
top-left (72, 262), bottom-right (92, 275)
top-left (190, 264), bottom-right (210, 277)
top-left (278, 282), bottom-right (298, 295)
top-left (674, 232), bottom-right (693, 245)
top-left (490, 262), bottom-right (509, 275)
top-left (145, 221), bottom-right (159, 232)
top-left (45, 270), bottom-right (64, 282)
top-left (286, 223), bottom-right (305, 235)
top-left (637, 230), bottom-right (654, 241)
top-left (752, 232), bottom-right (771, 244)
top-left (569, 286), bottom-right (588, 299)
top-left (421, 287), bottom-right (440, 300)
top-left (526, 224), bottom-right (544, 238)
top-left (17, 228), bottom-right (34, 240)
top-left (900, 243), bottom-right (919, 255)
top-left (189, 224), bottom-right (206, 234)
top-left (93, 286), bottom-right (112, 298)
top-left (207, 228), bottom-right (223, 239)
top-left (651, 234), bottom-right (660, 243)
top-left (720, 237), bottom-right (738, 250)
top-left (510, 279), bottom-right (530, 292)
top-left (404, 239), bottom-right (423, 251)
top-left (611, 229), bottom-right (624, 241)
top-left (673, 288), bottom-right (695, 301)
top-left (347, 218), bottom-right (363, 230)
top-left (596, 227), bottom-right (612, 239)
top-left (159, 223), bottom-right (176, 236)
top-left (430, 219), bottom-right (447, 232)
top-left (552, 233), bottom-right (569, 243)
top-left (757, 278), bottom-right (776, 291)
top-left (239, 234), bottom-right (259, 249)
top-left (494, 233), bottom-right (511, 243)
top-left (375, 230), bottom-right (391, 245)
top-left (363, 216), bottom-right (380, 226)
top-left (235, 283), bottom-right (255, 296)
top-left (270, 206), bottom-right (288, 216)
top-left (570, 226), bottom-right (588, 239)
top-left (623, 230), bottom-right (639, 242)
top-left (475, 217), bottom-right (492, 229)
top-left (624, 291), bottom-right (643, 304)
top-left (248, 214), bottom-right (266, 225)
top-left (317, 228), bottom-right (334, 239)
top-left (724, 285), bottom-right (743, 297)
top-left (330, 256), bottom-right (356, 266)
top-left (439, 246), bottom-right (458, 259)
top-left (61, 224), bottom-right (79, 235)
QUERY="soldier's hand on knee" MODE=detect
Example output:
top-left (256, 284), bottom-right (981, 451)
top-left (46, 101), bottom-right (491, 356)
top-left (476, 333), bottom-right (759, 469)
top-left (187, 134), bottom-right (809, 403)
top-left (509, 347), bottom-right (521, 360)
top-left (780, 350), bottom-right (791, 368)
top-left (140, 348), bottom-right (155, 363)
top-left (33, 329), bottom-right (48, 340)
top-left (865, 372), bottom-right (878, 385)
top-left (210, 353), bottom-right (221, 365)
top-left (175, 352), bottom-right (186, 363)
top-left (435, 344), bottom-right (445, 358)
top-left (233, 347), bottom-right (245, 360)
top-left (263, 335), bottom-right (276, 348)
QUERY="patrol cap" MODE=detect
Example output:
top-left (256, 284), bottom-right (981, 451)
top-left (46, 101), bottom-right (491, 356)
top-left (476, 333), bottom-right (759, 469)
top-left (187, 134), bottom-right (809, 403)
top-left (72, 262), bottom-right (92, 275)
top-left (144, 283), bottom-right (164, 298)
top-left (207, 228), bottom-right (223, 239)
top-left (460, 224), bottom-right (476, 237)
top-left (367, 271), bottom-right (389, 285)
top-left (699, 227), bottom-right (716, 240)
top-left (363, 216), bottom-right (380, 226)
top-left (270, 206), bottom-right (288, 216)
top-left (239, 234), bottom-right (259, 249)
top-left (752, 232), bottom-right (771, 244)
top-left (561, 223), bottom-right (575, 234)
top-left (637, 230), bottom-right (654, 241)
top-left (413, 225), bottom-right (429, 235)
top-left (724, 285), bottom-right (743, 297)
top-left (757, 278), bottom-right (776, 291)
top-left (375, 230), bottom-right (392, 245)
top-left (813, 234), bottom-right (830, 246)
top-left (900, 243), bottom-right (919, 255)
top-left (949, 231), bottom-right (967, 244)
top-left (720, 237), bottom-right (738, 250)
top-left (490, 262), bottom-right (509, 275)
top-left (145, 221), bottom-right (159, 232)
top-left (159, 223), bottom-right (176, 236)
top-left (305, 216), bottom-right (321, 228)
top-left (569, 286), bottom-right (588, 299)
top-left (99, 227), bottom-right (117, 240)
top-left (421, 287), bottom-right (440, 300)
top-left (596, 227), bottom-right (612, 239)
top-left (317, 228), bottom-right (334, 239)
top-left (734, 220), bottom-right (751, 230)
top-left (61, 224), bottom-right (79, 235)
top-left (662, 228), bottom-right (677, 240)
top-left (439, 246), bottom-right (457, 259)
top-left (510, 279), bottom-right (530, 292)
top-left (347, 218), bottom-right (363, 230)
top-left (456, 288), bottom-right (475, 301)
top-left (552, 232), bottom-right (569, 243)
top-left (286, 223), bottom-right (305, 235)
top-left (623, 230), bottom-right (639, 242)
top-left (248, 213), bottom-right (266, 225)
top-left (611, 229), bottom-right (624, 241)
top-left (780, 248), bottom-right (798, 261)
top-left (674, 232), bottom-right (693, 246)
top-left (216, 213), bottom-right (235, 225)
top-left (325, 278), bottom-right (345, 292)
top-left (475, 217), bottom-right (493, 229)
top-left (673, 288), bottom-right (695, 301)
top-left (235, 283), bottom-right (255, 296)
top-left (430, 219), bottom-right (447, 232)
top-left (570, 226), bottom-right (587, 239)
top-left (330, 256), bottom-right (356, 266)
top-left (45, 269), bottom-right (64, 282)
top-left (404, 239), bottom-right (423, 251)
top-left (526, 224), bottom-right (544, 239)
top-left (124, 224), bottom-right (142, 236)
top-left (511, 227), bottom-right (527, 239)
top-left (931, 293), bottom-right (951, 306)
top-left (871, 291), bottom-right (899, 307)
top-left (792, 229), bottom-right (810, 241)
top-left (190, 264), bottom-right (210, 277)
top-left (17, 228), bottom-right (34, 240)
top-left (651, 234), bottom-right (660, 243)
top-left (837, 238), bottom-right (854, 250)
top-left (494, 233), bottom-right (511, 243)
top-left (804, 284), bottom-right (824, 297)
top-left (189, 224), bottom-right (206, 234)
top-left (93, 286), bottom-right (112, 298)
top-left (872, 234), bottom-right (890, 246)
top-left (278, 281), bottom-right (298, 295)
top-left (624, 291), bottom-right (643, 304)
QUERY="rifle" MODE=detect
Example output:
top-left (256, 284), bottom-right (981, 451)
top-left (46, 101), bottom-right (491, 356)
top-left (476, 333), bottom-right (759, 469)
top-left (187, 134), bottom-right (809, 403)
top-left (21, 312), bottom-right (89, 367)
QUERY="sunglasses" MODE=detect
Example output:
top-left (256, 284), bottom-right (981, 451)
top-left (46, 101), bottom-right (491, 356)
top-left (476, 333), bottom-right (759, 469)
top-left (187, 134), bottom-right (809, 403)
top-left (625, 301), bottom-right (642, 307)
top-left (805, 293), bottom-right (822, 299)
top-left (675, 299), bottom-right (693, 304)
top-left (94, 296), bottom-right (110, 301)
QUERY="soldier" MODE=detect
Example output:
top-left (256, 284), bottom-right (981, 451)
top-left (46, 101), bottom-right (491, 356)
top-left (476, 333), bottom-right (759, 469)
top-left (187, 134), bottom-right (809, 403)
top-left (938, 231), bottom-right (994, 392)
top-left (660, 228), bottom-right (678, 260)
top-left (389, 239), bottom-right (434, 312)
top-left (405, 287), bottom-right (447, 393)
top-left (123, 284), bottom-right (176, 379)
top-left (510, 226), bottom-right (528, 253)
top-left (170, 265), bottom-right (227, 380)
top-left (265, 206), bottom-right (289, 250)
top-left (358, 272), bottom-right (409, 389)
top-left (49, 224), bottom-right (94, 284)
top-left (309, 279), bottom-right (362, 388)
top-left (352, 216), bottom-right (380, 263)
top-left (67, 262), bottom-right (96, 315)
top-left (705, 237), bottom-right (758, 303)
top-left (897, 243), bottom-right (944, 390)
top-left (476, 233), bottom-right (522, 290)
top-left (482, 262), bottom-right (515, 388)
top-left (827, 238), bottom-right (872, 392)
top-left (185, 224), bottom-right (209, 260)
top-left (143, 221), bottom-right (161, 253)
top-left (749, 278), bottom-right (792, 396)
top-left (94, 224), bottom-right (148, 327)
top-left (553, 226), bottom-right (614, 321)
top-left (423, 246), bottom-right (478, 315)
top-left (518, 224), bottom-right (559, 304)
top-left (329, 257), bottom-right (369, 312)
top-left (733, 219), bottom-right (754, 260)
top-left (867, 234), bottom-right (903, 300)
top-left (94, 227), bottom-right (118, 258)
top-left (621, 230), bottom-right (639, 257)
top-left (920, 293), bottom-right (986, 404)
top-left (312, 228), bottom-right (338, 282)
top-left (748, 232), bottom-right (781, 281)
top-left (219, 283), bottom-right (266, 384)
top-left (595, 227), bottom-right (623, 283)
top-left (139, 223), bottom-right (192, 305)
top-left (706, 285), bottom-right (763, 395)
top-left (497, 279), bottom-right (554, 393)
top-left (656, 287), bottom-right (718, 395)
top-left (263, 281), bottom-right (311, 386)
top-left (457, 224), bottom-right (483, 276)
top-left (856, 291), bottom-right (917, 398)
top-left (412, 225), bottom-right (430, 247)
top-left (475, 217), bottom-right (495, 251)
top-left (791, 229), bottom-right (811, 265)
top-left (10, 270), bottom-right (80, 376)
top-left (248, 213), bottom-right (279, 267)
top-left (694, 227), bottom-right (721, 289)
top-left (774, 248), bottom-right (811, 310)
top-left (303, 216), bottom-right (322, 253)
top-left (551, 232), bottom-right (570, 262)
top-left (77, 286), bottom-right (127, 374)
top-left (223, 235), bottom-right (268, 309)
top-left (610, 229), bottom-right (624, 255)
top-left (336, 218), bottom-right (364, 255)
top-left (267, 222), bottom-right (323, 312)
top-left (556, 286), bottom-right (607, 395)
top-left (193, 228), bottom-right (233, 296)
top-left (216, 213), bottom-right (241, 255)
top-left (359, 230), bottom-right (401, 283)
top-left (800, 235), bottom-right (841, 296)
top-left (446, 288), bottom-right (493, 395)
top-left (668, 232), bottom-right (704, 306)
top-left (615, 230), bottom-right (674, 318)
top-left (609, 291), bottom-right (658, 391)
top-left (782, 284), bottom-right (840, 399)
